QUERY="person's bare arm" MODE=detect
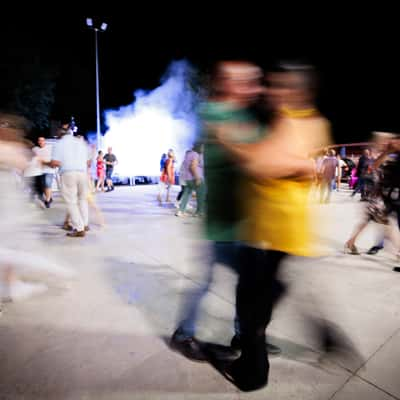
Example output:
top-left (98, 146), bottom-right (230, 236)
top-left (189, 157), bottom-right (201, 185)
top-left (215, 122), bottom-right (315, 180)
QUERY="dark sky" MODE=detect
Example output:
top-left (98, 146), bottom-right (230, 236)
top-left (1, 12), bottom-right (399, 143)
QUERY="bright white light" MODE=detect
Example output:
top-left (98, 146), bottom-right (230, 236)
top-left (86, 18), bottom-right (93, 27)
top-left (100, 22), bottom-right (108, 31)
top-left (103, 60), bottom-right (199, 177)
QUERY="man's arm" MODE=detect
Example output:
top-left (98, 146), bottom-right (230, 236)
top-left (189, 157), bottom-right (201, 185)
top-left (215, 123), bottom-right (315, 181)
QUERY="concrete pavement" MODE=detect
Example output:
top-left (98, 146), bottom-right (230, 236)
top-left (0, 185), bottom-right (399, 399)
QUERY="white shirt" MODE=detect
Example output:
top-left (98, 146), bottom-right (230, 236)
top-left (23, 156), bottom-right (42, 177)
top-left (33, 145), bottom-right (55, 174)
top-left (336, 159), bottom-right (347, 177)
top-left (52, 135), bottom-right (91, 174)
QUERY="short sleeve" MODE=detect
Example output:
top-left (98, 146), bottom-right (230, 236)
top-left (52, 141), bottom-right (62, 162)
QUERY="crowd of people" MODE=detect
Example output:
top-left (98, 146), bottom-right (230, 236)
top-left (2, 58), bottom-right (400, 393)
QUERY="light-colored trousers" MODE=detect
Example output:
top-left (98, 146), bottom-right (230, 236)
top-left (61, 171), bottom-right (89, 232)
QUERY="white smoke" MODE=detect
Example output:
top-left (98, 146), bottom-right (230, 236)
top-left (103, 60), bottom-right (200, 177)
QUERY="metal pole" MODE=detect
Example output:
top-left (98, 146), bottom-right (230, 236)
top-left (95, 28), bottom-right (101, 150)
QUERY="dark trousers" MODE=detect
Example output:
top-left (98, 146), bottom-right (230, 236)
top-left (177, 185), bottom-right (186, 201)
top-left (231, 246), bottom-right (286, 389)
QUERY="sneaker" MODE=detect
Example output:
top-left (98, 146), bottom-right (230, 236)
top-left (66, 230), bottom-right (85, 238)
top-left (44, 200), bottom-right (50, 208)
top-left (230, 334), bottom-right (282, 356)
top-left (170, 329), bottom-right (207, 361)
top-left (84, 226), bottom-right (90, 232)
top-left (175, 211), bottom-right (184, 217)
top-left (366, 246), bottom-right (383, 255)
top-left (393, 267), bottom-right (400, 272)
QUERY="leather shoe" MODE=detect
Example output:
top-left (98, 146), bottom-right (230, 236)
top-left (169, 329), bottom-right (207, 361)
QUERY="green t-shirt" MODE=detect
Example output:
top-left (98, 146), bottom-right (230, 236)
top-left (198, 101), bottom-right (264, 241)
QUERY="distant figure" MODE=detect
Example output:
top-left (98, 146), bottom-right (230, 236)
top-left (35, 137), bottom-right (55, 208)
top-left (320, 149), bottom-right (338, 203)
top-left (103, 147), bottom-right (118, 192)
top-left (96, 150), bottom-right (105, 192)
top-left (160, 153), bottom-right (167, 172)
top-left (48, 125), bottom-right (92, 237)
top-left (158, 149), bottom-right (175, 204)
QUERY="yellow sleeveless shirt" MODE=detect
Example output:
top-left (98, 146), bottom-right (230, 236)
top-left (241, 111), bottom-right (331, 256)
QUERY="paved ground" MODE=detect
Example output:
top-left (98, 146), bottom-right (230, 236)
top-left (0, 185), bottom-right (400, 399)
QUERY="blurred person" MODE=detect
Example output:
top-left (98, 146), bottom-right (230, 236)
top-left (35, 136), bottom-right (55, 208)
top-left (170, 60), bottom-right (284, 361)
top-left (175, 143), bottom-right (205, 217)
top-left (0, 114), bottom-right (74, 302)
top-left (175, 149), bottom-right (190, 207)
top-left (160, 152), bottom-right (167, 172)
top-left (351, 149), bottom-right (373, 200)
top-left (320, 149), bottom-right (338, 203)
top-left (22, 140), bottom-right (43, 205)
top-left (208, 62), bottom-right (344, 391)
top-left (157, 148), bottom-right (175, 204)
top-left (47, 125), bottom-right (92, 237)
top-left (104, 146), bottom-right (118, 192)
top-left (96, 150), bottom-right (106, 191)
top-left (335, 153), bottom-right (348, 191)
top-left (345, 139), bottom-right (400, 265)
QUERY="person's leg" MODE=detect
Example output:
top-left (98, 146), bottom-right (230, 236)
top-left (178, 181), bottom-right (195, 213)
top-left (166, 184), bottom-right (171, 203)
top-left (229, 247), bottom-right (286, 390)
top-left (170, 241), bottom-right (217, 360)
top-left (77, 173), bottom-right (89, 229)
top-left (157, 181), bottom-right (165, 203)
top-left (34, 175), bottom-right (44, 201)
top-left (177, 185), bottom-right (185, 201)
top-left (61, 173), bottom-right (84, 233)
top-left (43, 174), bottom-right (53, 203)
top-left (194, 181), bottom-right (206, 215)
top-left (345, 218), bottom-right (369, 253)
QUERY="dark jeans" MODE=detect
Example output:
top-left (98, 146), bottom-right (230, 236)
top-left (25, 176), bottom-right (43, 200)
top-left (231, 246), bottom-right (286, 388)
top-left (177, 185), bottom-right (185, 201)
top-left (175, 241), bottom-right (239, 339)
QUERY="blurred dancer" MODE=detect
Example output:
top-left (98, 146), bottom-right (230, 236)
top-left (170, 60), bottom-right (276, 359)
top-left (212, 62), bottom-right (334, 391)
top-left (47, 125), bottom-right (92, 237)
top-left (35, 136), bottom-right (55, 208)
top-left (345, 139), bottom-right (400, 263)
top-left (175, 143), bottom-right (205, 217)
top-left (0, 114), bottom-right (74, 302)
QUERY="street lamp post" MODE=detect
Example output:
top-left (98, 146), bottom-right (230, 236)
top-left (86, 18), bottom-right (108, 150)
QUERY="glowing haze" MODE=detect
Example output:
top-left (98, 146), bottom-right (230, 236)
top-left (103, 60), bottom-right (200, 177)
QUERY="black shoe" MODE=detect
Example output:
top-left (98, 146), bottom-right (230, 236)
top-left (169, 330), bottom-right (207, 361)
top-left (44, 200), bottom-right (50, 208)
top-left (393, 267), bottom-right (400, 272)
top-left (366, 246), bottom-right (383, 255)
top-left (230, 335), bottom-right (282, 356)
top-left (223, 359), bottom-right (268, 392)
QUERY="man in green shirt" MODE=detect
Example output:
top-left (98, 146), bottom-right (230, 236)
top-left (170, 60), bottom-right (280, 360)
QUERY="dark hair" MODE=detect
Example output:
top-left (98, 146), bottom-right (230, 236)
top-left (270, 60), bottom-right (319, 93)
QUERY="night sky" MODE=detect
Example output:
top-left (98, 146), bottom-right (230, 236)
top-left (1, 12), bottom-right (399, 144)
